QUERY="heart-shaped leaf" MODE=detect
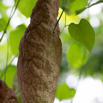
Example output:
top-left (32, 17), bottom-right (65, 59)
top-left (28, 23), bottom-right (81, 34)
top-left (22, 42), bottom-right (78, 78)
top-left (56, 83), bottom-right (76, 101)
top-left (1, 65), bottom-right (17, 88)
top-left (0, 18), bottom-right (6, 31)
top-left (67, 43), bottom-right (88, 69)
top-left (68, 19), bottom-right (95, 52)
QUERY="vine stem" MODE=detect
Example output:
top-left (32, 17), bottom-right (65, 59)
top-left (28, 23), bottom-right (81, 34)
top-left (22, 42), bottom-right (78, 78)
top-left (0, 53), bottom-right (19, 79)
top-left (0, 0), bottom-right (20, 42)
top-left (70, 68), bottom-right (83, 103)
top-left (4, 37), bottom-right (9, 81)
top-left (53, 0), bottom-right (67, 33)
top-left (53, 9), bottom-right (64, 33)
top-left (60, 24), bottom-right (69, 34)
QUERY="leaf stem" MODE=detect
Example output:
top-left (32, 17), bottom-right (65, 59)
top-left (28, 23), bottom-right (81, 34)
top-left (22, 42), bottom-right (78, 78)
top-left (53, 0), bottom-right (67, 33)
top-left (76, 0), bottom-right (103, 15)
top-left (0, 0), bottom-right (20, 42)
top-left (4, 37), bottom-right (9, 81)
top-left (53, 10), bottom-right (64, 33)
top-left (0, 53), bottom-right (19, 79)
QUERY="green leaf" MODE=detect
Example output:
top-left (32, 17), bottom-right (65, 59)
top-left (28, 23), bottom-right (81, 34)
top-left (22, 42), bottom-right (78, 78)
top-left (9, 24), bottom-right (26, 55)
top-left (69, 88), bottom-right (76, 98)
top-left (56, 83), bottom-right (76, 101)
top-left (68, 19), bottom-right (95, 52)
top-left (0, 2), bottom-right (8, 17)
top-left (0, 44), bottom-right (11, 69)
top-left (69, 0), bottom-right (88, 14)
top-left (76, 0), bottom-right (103, 15)
top-left (17, 0), bottom-right (37, 18)
top-left (0, 44), bottom-right (7, 69)
top-left (59, 0), bottom-right (75, 8)
top-left (59, 0), bottom-right (76, 14)
top-left (67, 43), bottom-right (88, 69)
top-left (1, 65), bottom-right (17, 88)
top-left (0, 18), bottom-right (6, 31)
top-left (60, 33), bottom-right (71, 44)
top-left (0, 43), bottom-right (13, 70)
top-left (76, 7), bottom-right (86, 15)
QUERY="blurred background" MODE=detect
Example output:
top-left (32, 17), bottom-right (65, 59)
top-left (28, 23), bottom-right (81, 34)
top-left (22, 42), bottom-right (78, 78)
top-left (0, 0), bottom-right (103, 103)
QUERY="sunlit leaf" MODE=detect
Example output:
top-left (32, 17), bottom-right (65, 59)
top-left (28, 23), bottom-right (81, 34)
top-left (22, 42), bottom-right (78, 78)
top-left (1, 65), bottom-right (17, 88)
top-left (58, 8), bottom-right (81, 25)
top-left (59, 0), bottom-right (88, 15)
top-left (69, 19), bottom-right (95, 52)
top-left (70, 0), bottom-right (88, 14)
top-left (76, 8), bottom-right (86, 15)
top-left (59, 0), bottom-right (76, 14)
top-left (0, 18), bottom-right (6, 31)
top-left (67, 43), bottom-right (88, 69)
top-left (59, 0), bottom-right (75, 9)
top-left (76, 0), bottom-right (103, 15)
top-left (69, 88), bottom-right (76, 98)
top-left (9, 24), bottom-right (26, 55)
top-left (0, 42), bottom-right (13, 70)
top-left (0, 43), bottom-right (13, 69)
top-left (0, 2), bottom-right (8, 17)
top-left (0, 44), bottom-right (7, 69)
top-left (56, 83), bottom-right (76, 101)
top-left (60, 33), bottom-right (70, 44)
top-left (17, 0), bottom-right (37, 18)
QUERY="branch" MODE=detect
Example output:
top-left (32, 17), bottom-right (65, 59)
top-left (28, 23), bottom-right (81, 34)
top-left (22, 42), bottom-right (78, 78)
top-left (0, 80), bottom-right (19, 103)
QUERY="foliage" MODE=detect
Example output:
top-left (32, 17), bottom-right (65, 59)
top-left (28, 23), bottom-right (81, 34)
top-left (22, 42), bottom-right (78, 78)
top-left (76, 0), bottom-right (103, 15)
top-left (1, 65), bottom-right (17, 88)
top-left (59, 0), bottom-right (88, 14)
top-left (0, 0), bottom-right (103, 102)
top-left (9, 24), bottom-right (26, 55)
top-left (56, 83), bottom-right (76, 101)
top-left (0, 18), bottom-right (6, 31)
top-left (69, 19), bottom-right (95, 52)
top-left (67, 43), bottom-right (88, 69)
top-left (16, 0), bottom-right (37, 18)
